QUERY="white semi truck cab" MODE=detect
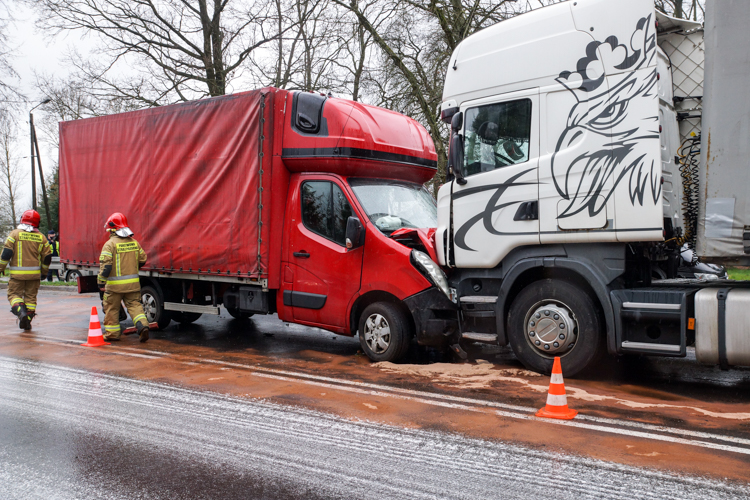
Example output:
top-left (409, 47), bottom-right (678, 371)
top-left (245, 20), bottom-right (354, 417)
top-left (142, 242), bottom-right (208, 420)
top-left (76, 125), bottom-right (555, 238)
top-left (428, 0), bottom-right (750, 376)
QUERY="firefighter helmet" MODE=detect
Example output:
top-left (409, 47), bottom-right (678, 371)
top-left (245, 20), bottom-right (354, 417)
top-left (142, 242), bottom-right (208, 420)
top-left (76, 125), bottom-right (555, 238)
top-left (105, 212), bottom-right (129, 230)
top-left (105, 212), bottom-right (134, 237)
top-left (20, 210), bottom-right (41, 228)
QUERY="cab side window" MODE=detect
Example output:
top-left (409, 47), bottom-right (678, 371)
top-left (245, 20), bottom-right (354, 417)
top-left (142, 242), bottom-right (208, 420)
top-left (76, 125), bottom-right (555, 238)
top-left (463, 99), bottom-right (532, 176)
top-left (301, 181), bottom-right (353, 246)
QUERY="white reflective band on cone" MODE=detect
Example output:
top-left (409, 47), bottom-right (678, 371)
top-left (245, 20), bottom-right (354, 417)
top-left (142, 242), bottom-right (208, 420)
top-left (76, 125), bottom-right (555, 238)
top-left (550, 373), bottom-right (564, 384)
top-left (546, 393), bottom-right (568, 406)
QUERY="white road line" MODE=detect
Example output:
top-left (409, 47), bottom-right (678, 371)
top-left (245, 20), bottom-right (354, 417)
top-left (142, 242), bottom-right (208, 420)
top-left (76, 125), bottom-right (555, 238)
top-left (239, 368), bottom-right (750, 456)
top-left (200, 358), bottom-right (750, 448)
top-left (5, 334), bottom-right (750, 453)
top-left (14, 333), bottom-right (165, 360)
top-left (492, 410), bottom-right (750, 455)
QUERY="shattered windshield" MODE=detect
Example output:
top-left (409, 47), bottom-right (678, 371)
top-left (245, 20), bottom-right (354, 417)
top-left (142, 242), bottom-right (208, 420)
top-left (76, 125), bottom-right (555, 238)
top-left (348, 179), bottom-right (437, 234)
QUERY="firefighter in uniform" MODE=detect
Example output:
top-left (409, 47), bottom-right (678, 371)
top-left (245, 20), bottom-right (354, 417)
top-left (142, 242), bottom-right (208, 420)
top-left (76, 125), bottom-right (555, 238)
top-left (98, 213), bottom-right (150, 342)
top-left (0, 210), bottom-right (52, 330)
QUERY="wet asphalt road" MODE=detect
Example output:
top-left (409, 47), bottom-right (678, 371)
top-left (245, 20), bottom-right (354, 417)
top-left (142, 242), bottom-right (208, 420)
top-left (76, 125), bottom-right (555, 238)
top-left (1, 355), bottom-right (749, 500)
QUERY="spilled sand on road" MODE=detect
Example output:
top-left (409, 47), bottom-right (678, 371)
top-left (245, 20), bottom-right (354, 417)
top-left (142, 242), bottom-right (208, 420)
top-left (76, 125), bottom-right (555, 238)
top-left (375, 359), bottom-right (543, 390)
top-left (375, 360), bottom-right (750, 420)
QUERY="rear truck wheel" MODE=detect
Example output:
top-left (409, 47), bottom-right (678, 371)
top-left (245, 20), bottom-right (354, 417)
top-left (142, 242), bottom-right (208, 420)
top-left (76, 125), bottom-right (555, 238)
top-left (358, 302), bottom-right (412, 362)
top-left (172, 311), bottom-right (202, 324)
top-left (226, 308), bottom-right (254, 320)
top-left (65, 270), bottom-right (82, 282)
top-left (141, 285), bottom-right (172, 330)
top-left (507, 279), bottom-right (604, 378)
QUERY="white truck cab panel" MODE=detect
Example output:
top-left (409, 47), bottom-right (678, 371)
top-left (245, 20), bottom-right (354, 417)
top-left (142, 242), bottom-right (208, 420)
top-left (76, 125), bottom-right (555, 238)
top-left (441, 0), bottom-right (665, 267)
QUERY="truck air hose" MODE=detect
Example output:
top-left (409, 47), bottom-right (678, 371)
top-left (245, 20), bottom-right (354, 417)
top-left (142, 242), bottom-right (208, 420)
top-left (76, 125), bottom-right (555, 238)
top-left (676, 134), bottom-right (701, 264)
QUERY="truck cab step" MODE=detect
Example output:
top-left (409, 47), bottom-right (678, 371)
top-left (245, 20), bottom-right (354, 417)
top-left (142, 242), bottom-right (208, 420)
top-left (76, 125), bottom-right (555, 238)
top-left (461, 332), bottom-right (498, 343)
top-left (611, 288), bottom-right (695, 357)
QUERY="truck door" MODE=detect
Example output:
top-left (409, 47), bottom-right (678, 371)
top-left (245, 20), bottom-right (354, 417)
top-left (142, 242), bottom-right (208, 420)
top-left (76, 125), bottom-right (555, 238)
top-left (451, 88), bottom-right (540, 268)
top-left (287, 177), bottom-right (364, 330)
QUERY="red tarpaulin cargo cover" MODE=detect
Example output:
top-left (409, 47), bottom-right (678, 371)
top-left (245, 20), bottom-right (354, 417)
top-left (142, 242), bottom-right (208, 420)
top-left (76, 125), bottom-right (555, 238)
top-left (59, 89), bottom-right (274, 281)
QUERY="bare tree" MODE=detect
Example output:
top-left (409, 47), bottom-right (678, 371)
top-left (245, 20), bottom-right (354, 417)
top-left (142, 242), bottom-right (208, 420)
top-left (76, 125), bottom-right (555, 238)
top-left (30, 0), bottom-right (287, 106)
top-left (0, 1), bottom-right (24, 105)
top-left (655, 0), bottom-right (705, 21)
top-left (0, 109), bottom-right (24, 235)
top-left (254, 0), bottom-right (352, 94)
top-left (332, 0), bottom-right (528, 185)
top-left (34, 73), bottom-right (139, 147)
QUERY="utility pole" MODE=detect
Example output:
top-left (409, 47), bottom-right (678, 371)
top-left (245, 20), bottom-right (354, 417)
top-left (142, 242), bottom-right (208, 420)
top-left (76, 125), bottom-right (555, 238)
top-left (29, 99), bottom-right (51, 222)
top-left (30, 114), bottom-right (36, 211)
top-left (32, 123), bottom-right (51, 228)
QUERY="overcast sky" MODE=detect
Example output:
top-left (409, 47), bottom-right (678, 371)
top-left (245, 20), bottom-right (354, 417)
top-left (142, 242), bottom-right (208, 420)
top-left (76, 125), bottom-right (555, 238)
top-left (7, 3), bottom-right (91, 210)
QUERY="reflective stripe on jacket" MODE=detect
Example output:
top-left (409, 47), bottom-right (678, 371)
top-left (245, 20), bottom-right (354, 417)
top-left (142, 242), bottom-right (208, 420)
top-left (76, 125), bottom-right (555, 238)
top-left (98, 234), bottom-right (148, 293)
top-left (0, 228), bottom-right (51, 281)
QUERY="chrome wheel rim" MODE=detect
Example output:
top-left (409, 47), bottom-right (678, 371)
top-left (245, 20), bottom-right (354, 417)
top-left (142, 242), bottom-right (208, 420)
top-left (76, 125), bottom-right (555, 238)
top-left (363, 313), bottom-right (391, 354)
top-left (142, 293), bottom-right (158, 323)
top-left (524, 300), bottom-right (578, 357)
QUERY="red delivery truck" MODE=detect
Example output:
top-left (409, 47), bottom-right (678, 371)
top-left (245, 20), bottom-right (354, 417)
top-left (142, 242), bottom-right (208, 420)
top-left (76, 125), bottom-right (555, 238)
top-left (59, 87), bottom-right (458, 361)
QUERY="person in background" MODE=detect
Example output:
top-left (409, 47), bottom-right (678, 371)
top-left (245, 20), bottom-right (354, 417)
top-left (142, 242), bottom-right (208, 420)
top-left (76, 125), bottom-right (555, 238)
top-left (0, 210), bottom-right (52, 330)
top-left (46, 230), bottom-right (60, 282)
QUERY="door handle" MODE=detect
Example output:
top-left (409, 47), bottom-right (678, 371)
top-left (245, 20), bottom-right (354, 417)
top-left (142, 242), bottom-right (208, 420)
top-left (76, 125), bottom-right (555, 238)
top-left (293, 251), bottom-right (310, 258)
top-left (513, 201), bottom-right (538, 221)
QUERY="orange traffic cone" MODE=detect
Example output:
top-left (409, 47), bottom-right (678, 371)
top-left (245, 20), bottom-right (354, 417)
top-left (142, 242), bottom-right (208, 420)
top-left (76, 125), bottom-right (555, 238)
top-left (81, 306), bottom-right (110, 347)
top-left (536, 356), bottom-right (577, 420)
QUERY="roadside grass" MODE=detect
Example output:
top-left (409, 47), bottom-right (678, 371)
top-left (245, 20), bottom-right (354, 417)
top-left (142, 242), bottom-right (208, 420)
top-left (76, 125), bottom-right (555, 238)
top-left (43, 281), bottom-right (77, 286)
top-left (728, 267), bottom-right (750, 280)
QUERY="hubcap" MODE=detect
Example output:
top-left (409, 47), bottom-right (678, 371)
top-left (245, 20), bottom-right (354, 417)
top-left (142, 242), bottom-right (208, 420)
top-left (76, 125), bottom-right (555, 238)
top-left (142, 293), bottom-right (158, 322)
top-left (524, 300), bottom-right (578, 356)
top-left (363, 313), bottom-right (391, 354)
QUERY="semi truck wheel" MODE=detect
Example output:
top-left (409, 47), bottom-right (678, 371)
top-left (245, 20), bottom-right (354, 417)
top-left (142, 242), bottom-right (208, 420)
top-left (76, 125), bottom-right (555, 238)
top-left (226, 308), bottom-right (254, 320)
top-left (141, 285), bottom-right (172, 330)
top-left (358, 302), bottom-right (412, 362)
top-left (507, 279), bottom-right (603, 377)
top-left (172, 312), bottom-right (202, 324)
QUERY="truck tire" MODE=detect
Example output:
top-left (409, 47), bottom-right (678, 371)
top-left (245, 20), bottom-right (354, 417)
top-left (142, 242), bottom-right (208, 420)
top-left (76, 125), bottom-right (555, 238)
top-left (358, 302), bottom-right (412, 362)
top-left (507, 279), bottom-right (604, 377)
top-left (141, 285), bottom-right (172, 330)
top-left (65, 270), bottom-right (82, 282)
top-left (226, 308), bottom-right (254, 320)
top-left (172, 312), bottom-right (202, 324)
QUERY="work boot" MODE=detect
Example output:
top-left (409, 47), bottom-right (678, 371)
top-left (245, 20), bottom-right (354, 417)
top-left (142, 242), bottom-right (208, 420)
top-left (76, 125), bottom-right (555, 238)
top-left (138, 323), bottom-right (149, 343)
top-left (26, 311), bottom-right (35, 330)
top-left (14, 304), bottom-right (31, 331)
top-left (103, 335), bottom-right (121, 341)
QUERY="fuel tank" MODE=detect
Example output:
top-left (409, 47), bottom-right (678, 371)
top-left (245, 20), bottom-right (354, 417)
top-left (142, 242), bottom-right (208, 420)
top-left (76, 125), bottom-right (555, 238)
top-left (694, 288), bottom-right (750, 367)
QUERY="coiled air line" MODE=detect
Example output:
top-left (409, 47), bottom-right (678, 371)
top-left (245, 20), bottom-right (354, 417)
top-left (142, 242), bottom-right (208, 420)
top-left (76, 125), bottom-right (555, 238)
top-left (676, 133), bottom-right (701, 264)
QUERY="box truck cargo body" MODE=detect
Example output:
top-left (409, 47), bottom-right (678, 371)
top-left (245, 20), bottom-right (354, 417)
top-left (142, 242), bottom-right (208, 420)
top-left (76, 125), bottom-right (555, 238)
top-left (60, 88), bottom-right (457, 361)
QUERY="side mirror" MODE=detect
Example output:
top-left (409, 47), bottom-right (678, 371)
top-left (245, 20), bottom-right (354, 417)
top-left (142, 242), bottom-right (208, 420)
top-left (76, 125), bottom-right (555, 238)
top-left (345, 217), bottom-right (365, 250)
top-left (448, 127), bottom-right (466, 186)
top-left (450, 111), bottom-right (463, 132)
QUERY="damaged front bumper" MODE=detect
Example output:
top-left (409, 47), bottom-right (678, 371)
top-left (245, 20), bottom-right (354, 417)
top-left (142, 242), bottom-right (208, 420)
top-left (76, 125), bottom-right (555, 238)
top-left (403, 287), bottom-right (459, 348)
